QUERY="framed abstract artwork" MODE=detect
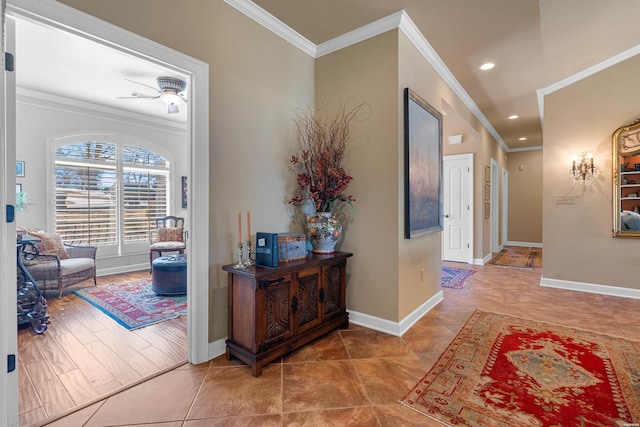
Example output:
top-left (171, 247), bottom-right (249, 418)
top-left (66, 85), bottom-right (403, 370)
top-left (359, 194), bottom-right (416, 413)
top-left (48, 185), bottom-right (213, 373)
top-left (404, 88), bottom-right (443, 239)
top-left (16, 161), bottom-right (25, 177)
top-left (181, 176), bottom-right (188, 208)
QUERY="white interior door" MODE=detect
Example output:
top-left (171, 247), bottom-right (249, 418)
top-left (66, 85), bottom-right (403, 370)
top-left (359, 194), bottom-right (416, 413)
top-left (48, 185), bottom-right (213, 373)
top-left (443, 154), bottom-right (473, 263)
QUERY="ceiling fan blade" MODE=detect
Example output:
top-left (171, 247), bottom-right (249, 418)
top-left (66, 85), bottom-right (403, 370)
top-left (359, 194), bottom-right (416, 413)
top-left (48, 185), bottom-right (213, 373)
top-left (124, 78), bottom-right (161, 94)
top-left (167, 104), bottom-right (180, 114)
top-left (117, 91), bottom-right (160, 100)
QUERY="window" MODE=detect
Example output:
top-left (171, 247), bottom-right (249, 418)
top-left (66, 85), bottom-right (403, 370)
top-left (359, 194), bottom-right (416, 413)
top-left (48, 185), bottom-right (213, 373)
top-left (54, 140), bottom-right (170, 256)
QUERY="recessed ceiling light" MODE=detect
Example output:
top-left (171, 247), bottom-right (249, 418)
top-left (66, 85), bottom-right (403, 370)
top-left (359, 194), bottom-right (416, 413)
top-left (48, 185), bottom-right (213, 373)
top-left (518, 137), bottom-right (527, 141)
top-left (508, 115), bottom-right (519, 120)
top-left (479, 62), bottom-right (495, 71)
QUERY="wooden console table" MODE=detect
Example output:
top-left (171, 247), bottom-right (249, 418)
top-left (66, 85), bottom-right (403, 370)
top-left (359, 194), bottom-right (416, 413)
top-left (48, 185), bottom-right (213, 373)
top-left (223, 251), bottom-right (352, 376)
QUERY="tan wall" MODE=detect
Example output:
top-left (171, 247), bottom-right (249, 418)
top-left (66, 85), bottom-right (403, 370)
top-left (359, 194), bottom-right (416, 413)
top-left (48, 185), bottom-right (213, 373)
top-left (58, 0), bottom-right (316, 340)
top-left (543, 53), bottom-right (640, 288)
top-left (315, 31), bottom-right (400, 321)
top-left (507, 150), bottom-right (542, 244)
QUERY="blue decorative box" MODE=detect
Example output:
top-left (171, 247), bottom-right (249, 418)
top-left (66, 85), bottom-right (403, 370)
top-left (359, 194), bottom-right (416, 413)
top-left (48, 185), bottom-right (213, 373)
top-left (277, 232), bottom-right (307, 262)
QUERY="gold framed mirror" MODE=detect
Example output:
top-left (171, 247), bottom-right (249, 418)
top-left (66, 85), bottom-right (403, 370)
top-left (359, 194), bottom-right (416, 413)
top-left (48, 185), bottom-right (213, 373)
top-left (613, 119), bottom-right (640, 237)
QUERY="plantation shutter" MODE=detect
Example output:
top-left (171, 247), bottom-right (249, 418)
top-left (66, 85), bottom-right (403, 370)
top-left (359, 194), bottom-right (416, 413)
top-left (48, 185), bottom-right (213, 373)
top-left (122, 145), bottom-right (170, 244)
top-left (54, 142), bottom-right (117, 245)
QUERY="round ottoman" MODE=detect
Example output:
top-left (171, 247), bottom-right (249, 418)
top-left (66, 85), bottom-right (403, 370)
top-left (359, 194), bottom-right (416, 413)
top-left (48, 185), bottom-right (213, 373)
top-left (151, 254), bottom-right (187, 296)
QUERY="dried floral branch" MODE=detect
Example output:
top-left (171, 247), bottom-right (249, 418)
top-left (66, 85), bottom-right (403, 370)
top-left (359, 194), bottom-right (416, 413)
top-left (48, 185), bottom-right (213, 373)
top-left (289, 101), bottom-right (371, 213)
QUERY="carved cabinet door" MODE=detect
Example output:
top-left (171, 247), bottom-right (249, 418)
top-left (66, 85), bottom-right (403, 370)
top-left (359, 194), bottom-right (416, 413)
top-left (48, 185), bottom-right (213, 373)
top-left (321, 260), bottom-right (345, 320)
top-left (260, 275), bottom-right (294, 349)
top-left (296, 266), bottom-right (322, 334)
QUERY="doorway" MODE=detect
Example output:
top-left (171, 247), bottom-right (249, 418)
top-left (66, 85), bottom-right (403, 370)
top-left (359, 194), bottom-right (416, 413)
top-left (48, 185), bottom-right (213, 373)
top-left (442, 153), bottom-right (473, 263)
top-left (2, 1), bottom-right (210, 425)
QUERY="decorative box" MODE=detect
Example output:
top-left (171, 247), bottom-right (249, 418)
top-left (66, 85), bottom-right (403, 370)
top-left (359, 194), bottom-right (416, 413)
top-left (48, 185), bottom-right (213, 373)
top-left (277, 232), bottom-right (307, 262)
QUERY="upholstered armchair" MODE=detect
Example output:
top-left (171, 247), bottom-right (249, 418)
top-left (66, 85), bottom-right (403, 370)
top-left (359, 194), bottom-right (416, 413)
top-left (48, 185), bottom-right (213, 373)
top-left (20, 231), bottom-right (97, 297)
top-left (149, 216), bottom-right (185, 269)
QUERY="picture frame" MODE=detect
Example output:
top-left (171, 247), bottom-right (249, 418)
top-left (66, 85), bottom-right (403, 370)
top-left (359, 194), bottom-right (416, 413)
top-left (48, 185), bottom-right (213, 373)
top-left (404, 88), bottom-right (443, 239)
top-left (484, 202), bottom-right (490, 219)
top-left (484, 183), bottom-right (490, 201)
top-left (484, 165), bottom-right (490, 183)
top-left (16, 183), bottom-right (22, 193)
top-left (181, 176), bottom-right (188, 208)
top-left (16, 161), bottom-right (25, 177)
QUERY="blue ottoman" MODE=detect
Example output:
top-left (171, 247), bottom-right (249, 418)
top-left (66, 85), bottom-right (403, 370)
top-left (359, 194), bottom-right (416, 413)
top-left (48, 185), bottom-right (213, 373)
top-left (151, 254), bottom-right (187, 296)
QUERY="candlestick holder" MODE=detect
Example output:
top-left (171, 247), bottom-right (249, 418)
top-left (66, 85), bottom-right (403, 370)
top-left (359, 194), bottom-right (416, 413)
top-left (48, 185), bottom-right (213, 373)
top-left (243, 240), bottom-right (255, 267)
top-left (234, 242), bottom-right (245, 268)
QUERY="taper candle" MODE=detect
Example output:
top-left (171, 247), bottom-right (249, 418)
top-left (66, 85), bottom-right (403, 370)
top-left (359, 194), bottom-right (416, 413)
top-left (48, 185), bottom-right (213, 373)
top-left (247, 211), bottom-right (251, 241)
top-left (237, 212), bottom-right (242, 244)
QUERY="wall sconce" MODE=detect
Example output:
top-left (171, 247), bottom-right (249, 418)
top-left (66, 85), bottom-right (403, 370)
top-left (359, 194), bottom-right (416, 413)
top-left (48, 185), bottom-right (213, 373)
top-left (570, 152), bottom-right (598, 183)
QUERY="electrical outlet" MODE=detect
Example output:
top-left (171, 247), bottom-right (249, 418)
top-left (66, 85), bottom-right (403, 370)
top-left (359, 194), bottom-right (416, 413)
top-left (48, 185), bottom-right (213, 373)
top-left (554, 195), bottom-right (576, 204)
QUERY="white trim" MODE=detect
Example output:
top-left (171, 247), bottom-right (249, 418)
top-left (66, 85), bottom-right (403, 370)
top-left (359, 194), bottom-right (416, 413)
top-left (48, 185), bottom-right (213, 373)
top-left (509, 145), bottom-right (543, 153)
top-left (475, 253), bottom-right (493, 265)
top-left (316, 11), bottom-right (403, 57)
top-left (7, 0), bottom-right (210, 375)
top-left (501, 168), bottom-right (508, 247)
top-left (223, 0), bottom-right (316, 56)
top-left (537, 43), bottom-right (640, 124)
top-left (540, 276), bottom-right (640, 300)
top-left (349, 291), bottom-right (444, 337)
top-left (506, 241), bottom-right (542, 248)
top-left (208, 338), bottom-right (227, 361)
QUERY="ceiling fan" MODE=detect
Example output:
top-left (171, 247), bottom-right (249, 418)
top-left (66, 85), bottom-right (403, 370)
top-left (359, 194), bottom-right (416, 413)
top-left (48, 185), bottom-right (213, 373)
top-left (117, 76), bottom-right (187, 114)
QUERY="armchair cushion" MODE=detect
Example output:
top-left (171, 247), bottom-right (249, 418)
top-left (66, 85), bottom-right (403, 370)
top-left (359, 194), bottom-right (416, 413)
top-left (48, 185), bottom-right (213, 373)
top-left (157, 226), bottom-right (184, 242)
top-left (150, 241), bottom-right (186, 250)
top-left (28, 230), bottom-right (69, 259)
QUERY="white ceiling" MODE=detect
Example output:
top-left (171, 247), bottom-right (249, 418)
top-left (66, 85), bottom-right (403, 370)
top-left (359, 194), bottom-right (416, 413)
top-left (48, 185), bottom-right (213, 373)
top-left (14, 18), bottom-right (188, 124)
top-left (14, 1), bottom-right (640, 149)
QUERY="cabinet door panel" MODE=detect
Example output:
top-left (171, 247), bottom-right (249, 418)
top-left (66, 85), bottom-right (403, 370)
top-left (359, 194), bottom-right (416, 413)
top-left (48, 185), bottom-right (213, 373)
top-left (322, 263), bottom-right (343, 319)
top-left (264, 279), bottom-right (293, 344)
top-left (297, 268), bottom-right (321, 333)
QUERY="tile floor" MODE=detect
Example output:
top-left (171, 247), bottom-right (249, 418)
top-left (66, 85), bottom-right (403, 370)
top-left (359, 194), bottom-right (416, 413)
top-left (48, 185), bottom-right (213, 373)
top-left (43, 251), bottom-right (640, 426)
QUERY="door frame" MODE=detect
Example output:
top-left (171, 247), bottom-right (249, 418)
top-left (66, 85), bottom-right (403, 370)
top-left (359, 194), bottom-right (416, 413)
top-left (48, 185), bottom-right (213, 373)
top-left (2, 1), bottom-right (210, 424)
top-left (490, 159), bottom-right (500, 253)
top-left (502, 168), bottom-right (508, 246)
top-left (442, 153), bottom-right (474, 264)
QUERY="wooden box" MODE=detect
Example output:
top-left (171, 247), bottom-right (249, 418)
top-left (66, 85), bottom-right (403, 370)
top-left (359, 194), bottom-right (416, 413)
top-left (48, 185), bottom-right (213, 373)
top-left (277, 232), bottom-right (307, 262)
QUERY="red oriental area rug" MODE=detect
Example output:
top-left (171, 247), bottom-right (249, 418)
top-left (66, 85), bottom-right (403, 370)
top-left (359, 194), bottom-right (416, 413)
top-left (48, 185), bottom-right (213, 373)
top-left (400, 310), bottom-right (640, 426)
top-left (74, 279), bottom-right (186, 330)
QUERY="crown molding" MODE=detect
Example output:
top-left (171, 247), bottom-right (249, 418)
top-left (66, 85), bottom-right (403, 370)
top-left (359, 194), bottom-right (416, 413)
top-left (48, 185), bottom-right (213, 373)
top-left (537, 43), bottom-right (640, 126)
top-left (315, 11), bottom-right (404, 57)
top-left (224, 0), bottom-right (316, 57)
top-left (508, 145), bottom-right (543, 152)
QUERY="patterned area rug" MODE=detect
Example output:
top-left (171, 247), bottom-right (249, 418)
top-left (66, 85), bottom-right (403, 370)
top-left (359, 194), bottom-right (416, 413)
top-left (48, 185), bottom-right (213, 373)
top-left (441, 267), bottom-right (475, 289)
top-left (400, 310), bottom-right (640, 426)
top-left (74, 278), bottom-right (186, 330)
top-left (488, 246), bottom-right (540, 268)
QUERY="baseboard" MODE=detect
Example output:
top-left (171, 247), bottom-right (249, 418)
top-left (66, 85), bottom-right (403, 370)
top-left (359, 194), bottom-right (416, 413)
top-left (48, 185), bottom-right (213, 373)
top-left (540, 276), bottom-right (640, 300)
top-left (506, 241), bottom-right (543, 248)
top-left (349, 290), bottom-right (444, 337)
top-left (474, 253), bottom-right (493, 265)
top-left (97, 263), bottom-right (148, 277)
top-left (208, 337), bottom-right (227, 361)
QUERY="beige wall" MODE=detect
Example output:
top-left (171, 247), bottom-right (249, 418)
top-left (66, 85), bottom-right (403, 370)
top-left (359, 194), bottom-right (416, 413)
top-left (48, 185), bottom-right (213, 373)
top-left (315, 31), bottom-right (401, 321)
top-left (507, 150), bottom-right (542, 244)
top-left (543, 53), bottom-right (640, 288)
top-left (59, 0), bottom-right (316, 340)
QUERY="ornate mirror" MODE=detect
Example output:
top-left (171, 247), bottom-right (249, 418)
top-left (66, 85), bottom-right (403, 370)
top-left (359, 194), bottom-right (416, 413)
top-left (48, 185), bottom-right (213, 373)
top-left (613, 119), bottom-right (640, 237)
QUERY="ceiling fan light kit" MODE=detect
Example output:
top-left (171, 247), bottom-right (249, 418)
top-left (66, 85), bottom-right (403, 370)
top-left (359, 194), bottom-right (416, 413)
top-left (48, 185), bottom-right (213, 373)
top-left (118, 76), bottom-right (187, 114)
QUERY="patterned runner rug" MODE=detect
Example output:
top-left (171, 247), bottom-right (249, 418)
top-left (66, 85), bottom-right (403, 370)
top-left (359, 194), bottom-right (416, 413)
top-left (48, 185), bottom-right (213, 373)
top-left (400, 310), bottom-right (640, 426)
top-left (488, 246), bottom-right (539, 268)
top-left (441, 266), bottom-right (475, 289)
top-left (74, 278), bottom-right (186, 330)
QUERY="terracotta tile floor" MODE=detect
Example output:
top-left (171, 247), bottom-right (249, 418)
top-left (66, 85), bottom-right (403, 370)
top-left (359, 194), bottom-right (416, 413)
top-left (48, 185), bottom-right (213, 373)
top-left (43, 249), bottom-right (640, 426)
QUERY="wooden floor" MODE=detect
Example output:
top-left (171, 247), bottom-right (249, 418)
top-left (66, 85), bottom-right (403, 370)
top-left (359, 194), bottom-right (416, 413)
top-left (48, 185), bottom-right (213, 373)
top-left (17, 271), bottom-right (187, 427)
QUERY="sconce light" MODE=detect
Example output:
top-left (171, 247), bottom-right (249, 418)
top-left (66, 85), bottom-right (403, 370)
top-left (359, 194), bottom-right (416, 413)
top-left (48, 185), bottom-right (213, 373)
top-left (569, 152), bottom-right (598, 183)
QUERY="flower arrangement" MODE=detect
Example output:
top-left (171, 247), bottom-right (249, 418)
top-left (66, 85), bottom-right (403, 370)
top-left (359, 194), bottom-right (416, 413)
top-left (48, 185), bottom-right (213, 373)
top-left (289, 101), bottom-right (370, 213)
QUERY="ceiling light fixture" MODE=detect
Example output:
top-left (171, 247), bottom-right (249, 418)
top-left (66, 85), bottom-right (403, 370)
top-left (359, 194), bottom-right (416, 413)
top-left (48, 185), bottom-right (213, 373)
top-left (479, 62), bottom-right (495, 71)
top-left (519, 137), bottom-right (527, 141)
top-left (508, 115), bottom-right (519, 120)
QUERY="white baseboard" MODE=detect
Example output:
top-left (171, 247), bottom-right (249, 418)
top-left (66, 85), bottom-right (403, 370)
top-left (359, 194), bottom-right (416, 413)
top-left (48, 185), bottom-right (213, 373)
top-left (506, 241), bottom-right (543, 248)
top-left (540, 276), bottom-right (640, 300)
top-left (96, 263), bottom-right (148, 277)
top-left (349, 290), bottom-right (444, 337)
top-left (475, 253), bottom-right (492, 265)
top-left (208, 338), bottom-right (227, 361)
